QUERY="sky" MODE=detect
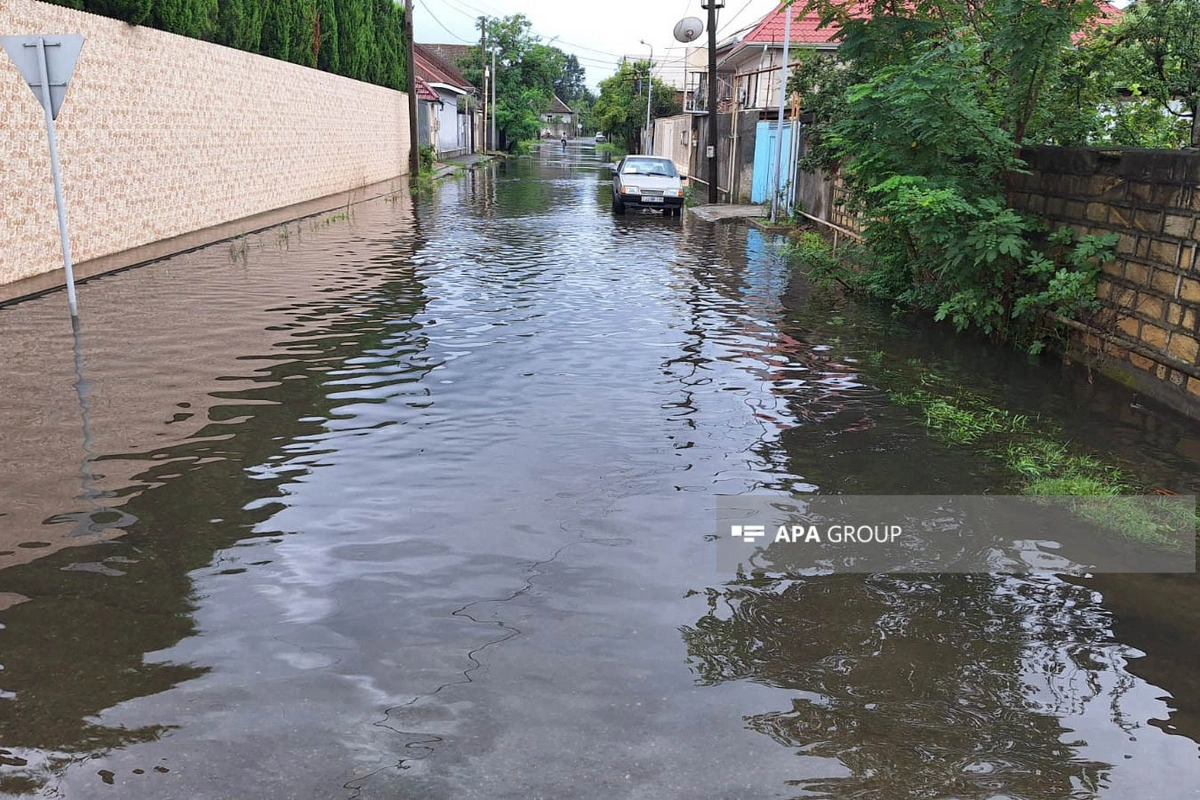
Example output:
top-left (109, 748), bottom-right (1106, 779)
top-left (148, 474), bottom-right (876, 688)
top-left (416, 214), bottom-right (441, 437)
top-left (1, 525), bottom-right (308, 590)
top-left (412, 0), bottom-right (785, 91)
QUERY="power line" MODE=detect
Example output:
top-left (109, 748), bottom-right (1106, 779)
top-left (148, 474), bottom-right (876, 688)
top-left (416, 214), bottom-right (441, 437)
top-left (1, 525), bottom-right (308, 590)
top-left (417, 0), bottom-right (474, 44)
top-left (717, 0), bottom-right (758, 35)
top-left (436, 0), bottom-right (627, 59)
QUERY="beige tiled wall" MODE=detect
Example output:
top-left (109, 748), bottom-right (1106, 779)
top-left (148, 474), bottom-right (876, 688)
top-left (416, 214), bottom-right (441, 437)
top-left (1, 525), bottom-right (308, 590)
top-left (1, 0), bottom-right (410, 287)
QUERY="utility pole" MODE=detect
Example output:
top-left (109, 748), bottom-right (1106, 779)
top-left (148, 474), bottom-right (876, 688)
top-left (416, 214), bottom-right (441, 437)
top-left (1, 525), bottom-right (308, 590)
top-left (702, 0), bottom-right (721, 204)
top-left (640, 40), bottom-right (654, 155)
top-left (490, 45), bottom-right (497, 151)
top-left (479, 17), bottom-right (488, 153)
top-left (769, 5), bottom-right (792, 223)
top-left (405, 0), bottom-right (419, 176)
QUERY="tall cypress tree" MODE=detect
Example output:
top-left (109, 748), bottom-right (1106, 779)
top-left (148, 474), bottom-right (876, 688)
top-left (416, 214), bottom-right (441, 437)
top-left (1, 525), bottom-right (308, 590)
top-left (315, 0), bottom-right (340, 74)
top-left (216, 0), bottom-right (265, 52)
top-left (289, 0), bottom-right (317, 67)
top-left (259, 0), bottom-right (293, 62)
top-left (373, 0), bottom-right (399, 89)
top-left (87, 0), bottom-right (153, 26)
top-left (151, 0), bottom-right (218, 39)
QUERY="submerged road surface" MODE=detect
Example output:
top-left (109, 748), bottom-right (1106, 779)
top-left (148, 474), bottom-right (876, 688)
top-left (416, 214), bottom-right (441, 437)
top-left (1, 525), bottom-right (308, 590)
top-left (1, 143), bottom-right (1199, 798)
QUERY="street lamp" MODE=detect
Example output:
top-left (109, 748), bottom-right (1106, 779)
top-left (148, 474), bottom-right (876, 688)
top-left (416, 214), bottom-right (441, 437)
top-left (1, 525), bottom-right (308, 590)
top-left (640, 39), bottom-right (653, 154)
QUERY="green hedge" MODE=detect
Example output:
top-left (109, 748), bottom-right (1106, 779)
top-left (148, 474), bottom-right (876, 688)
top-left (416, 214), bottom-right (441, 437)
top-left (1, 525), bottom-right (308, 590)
top-left (43, 0), bottom-right (407, 90)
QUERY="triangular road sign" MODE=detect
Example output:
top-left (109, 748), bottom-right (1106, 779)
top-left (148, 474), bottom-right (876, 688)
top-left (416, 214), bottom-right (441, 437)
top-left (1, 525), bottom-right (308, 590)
top-left (1, 34), bottom-right (84, 119)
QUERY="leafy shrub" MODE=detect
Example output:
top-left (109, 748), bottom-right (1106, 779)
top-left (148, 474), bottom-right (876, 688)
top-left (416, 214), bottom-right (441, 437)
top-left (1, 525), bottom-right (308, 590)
top-left (418, 145), bottom-right (435, 174)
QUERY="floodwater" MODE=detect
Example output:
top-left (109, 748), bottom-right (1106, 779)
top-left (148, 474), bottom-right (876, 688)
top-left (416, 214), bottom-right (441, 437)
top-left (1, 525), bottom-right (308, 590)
top-left (1, 143), bottom-right (1199, 799)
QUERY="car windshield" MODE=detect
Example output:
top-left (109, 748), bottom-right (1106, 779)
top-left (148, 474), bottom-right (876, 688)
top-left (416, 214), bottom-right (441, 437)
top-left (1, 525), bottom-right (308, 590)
top-left (621, 158), bottom-right (677, 178)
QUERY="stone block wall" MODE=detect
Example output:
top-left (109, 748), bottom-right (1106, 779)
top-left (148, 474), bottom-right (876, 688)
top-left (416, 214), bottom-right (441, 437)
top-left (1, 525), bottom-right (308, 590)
top-left (1, 0), bottom-right (410, 289)
top-left (1011, 147), bottom-right (1200, 413)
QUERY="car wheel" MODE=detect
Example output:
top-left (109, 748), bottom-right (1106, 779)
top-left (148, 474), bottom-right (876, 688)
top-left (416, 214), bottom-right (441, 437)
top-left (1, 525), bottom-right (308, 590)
top-left (612, 194), bottom-right (625, 215)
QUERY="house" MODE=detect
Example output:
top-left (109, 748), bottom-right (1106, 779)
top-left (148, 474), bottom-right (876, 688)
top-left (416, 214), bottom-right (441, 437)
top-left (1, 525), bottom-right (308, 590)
top-left (422, 44), bottom-right (475, 82)
top-left (663, 0), bottom-right (1124, 203)
top-left (414, 43), bottom-right (478, 158)
top-left (414, 76), bottom-right (441, 151)
top-left (540, 96), bottom-right (577, 139)
top-left (717, 2), bottom-right (851, 119)
top-left (716, 0), bottom-right (1122, 119)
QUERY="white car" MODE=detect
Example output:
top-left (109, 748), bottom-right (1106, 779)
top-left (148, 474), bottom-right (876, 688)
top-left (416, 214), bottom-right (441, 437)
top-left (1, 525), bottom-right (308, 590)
top-left (611, 156), bottom-right (685, 217)
top-left (595, 132), bottom-right (607, 143)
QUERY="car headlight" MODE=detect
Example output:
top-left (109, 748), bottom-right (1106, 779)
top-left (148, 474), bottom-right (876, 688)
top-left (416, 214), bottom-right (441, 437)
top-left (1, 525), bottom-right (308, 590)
top-left (621, 185), bottom-right (640, 195)
top-left (664, 189), bottom-right (683, 197)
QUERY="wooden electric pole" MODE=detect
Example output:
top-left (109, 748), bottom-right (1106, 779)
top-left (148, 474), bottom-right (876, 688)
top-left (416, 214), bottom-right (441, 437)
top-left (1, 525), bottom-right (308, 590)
top-left (704, 0), bottom-right (719, 203)
top-left (405, 0), bottom-right (420, 177)
top-left (479, 16), bottom-right (488, 153)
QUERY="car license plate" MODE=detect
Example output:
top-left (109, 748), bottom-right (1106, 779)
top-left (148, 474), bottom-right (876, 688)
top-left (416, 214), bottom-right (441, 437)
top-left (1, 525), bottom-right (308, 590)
top-left (642, 195), bottom-right (663, 203)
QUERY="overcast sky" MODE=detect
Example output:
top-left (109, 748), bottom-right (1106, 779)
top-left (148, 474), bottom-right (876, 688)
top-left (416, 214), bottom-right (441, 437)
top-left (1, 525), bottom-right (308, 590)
top-left (413, 0), bottom-right (784, 90)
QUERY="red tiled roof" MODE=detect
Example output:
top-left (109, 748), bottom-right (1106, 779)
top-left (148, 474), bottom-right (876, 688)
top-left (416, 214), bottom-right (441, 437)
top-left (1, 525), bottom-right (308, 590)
top-left (413, 43), bottom-right (472, 91)
top-left (1078, 1), bottom-right (1123, 40)
top-left (415, 77), bottom-right (439, 102)
top-left (737, 0), bottom-right (1121, 48)
top-left (424, 44), bottom-right (475, 78)
top-left (740, 1), bottom-right (861, 46)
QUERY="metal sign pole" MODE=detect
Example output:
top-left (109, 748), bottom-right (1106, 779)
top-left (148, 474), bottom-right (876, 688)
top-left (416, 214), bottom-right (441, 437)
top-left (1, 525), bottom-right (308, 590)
top-left (33, 37), bottom-right (78, 317)
top-left (2, 33), bottom-right (84, 320)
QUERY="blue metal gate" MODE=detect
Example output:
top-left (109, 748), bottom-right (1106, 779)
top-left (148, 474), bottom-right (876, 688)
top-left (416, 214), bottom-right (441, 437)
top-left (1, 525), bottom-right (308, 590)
top-left (750, 120), bottom-right (798, 213)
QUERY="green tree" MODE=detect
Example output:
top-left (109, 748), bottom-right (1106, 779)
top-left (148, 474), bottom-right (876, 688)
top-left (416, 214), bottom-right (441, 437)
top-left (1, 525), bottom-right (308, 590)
top-left (572, 89), bottom-right (599, 136)
top-left (593, 59), bottom-right (678, 152)
top-left (459, 15), bottom-right (563, 149)
top-left (151, 0), bottom-right (218, 39)
top-left (336, 0), bottom-right (377, 81)
top-left (553, 53), bottom-right (588, 104)
top-left (372, 0), bottom-right (406, 90)
top-left (216, 0), bottom-right (264, 52)
top-left (259, 0), bottom-right (296, 62)
top-left (87, 0), bottom-right (153, 24)
top-left (1112, 0), bottom-right (1200, 146)
top-left (315, 0), bottom-right (340, 73)
top-left (288, 0), bottom-right (318, 67)
top-left (792, 0), bottom-right (1121, 349)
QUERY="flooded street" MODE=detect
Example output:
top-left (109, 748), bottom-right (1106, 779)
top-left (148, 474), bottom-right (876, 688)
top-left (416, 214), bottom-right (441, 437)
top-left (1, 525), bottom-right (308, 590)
top-left (2, 143), bottom-right (1200, 798)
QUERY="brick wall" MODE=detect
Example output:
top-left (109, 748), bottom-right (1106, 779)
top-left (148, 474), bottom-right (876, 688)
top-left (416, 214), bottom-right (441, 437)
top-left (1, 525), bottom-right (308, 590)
top-left (1011, 147), bottom-right (1200, 414)
top-left (1, 0), bottom-right (410, 289)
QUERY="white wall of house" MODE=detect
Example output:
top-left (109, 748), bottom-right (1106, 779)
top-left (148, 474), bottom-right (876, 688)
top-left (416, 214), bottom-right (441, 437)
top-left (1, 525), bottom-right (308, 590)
top-left (726, 45), bottom-right (834, 111)
top-left (433, 87), bottom-right (469, 157)
top-left (540, 113), bottom-right (576, 138)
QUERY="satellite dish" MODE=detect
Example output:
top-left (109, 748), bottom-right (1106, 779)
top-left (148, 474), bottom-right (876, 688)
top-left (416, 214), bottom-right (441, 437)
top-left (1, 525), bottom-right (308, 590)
top-left (673, 16), bottom-right (704, 44)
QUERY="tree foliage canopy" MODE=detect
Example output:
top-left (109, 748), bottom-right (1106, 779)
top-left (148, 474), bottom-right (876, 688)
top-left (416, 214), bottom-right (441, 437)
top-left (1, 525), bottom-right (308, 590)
top-left (593, 59), bottom-right (681, 151)
top-left (792, 0), bottom-right (1126, 349)
top-left (1110, 0), bottom-right (1200, 146)
top-left (44, 0), bottom-right (408, 90)
top-left (458, 15), bottom-right (593, 149)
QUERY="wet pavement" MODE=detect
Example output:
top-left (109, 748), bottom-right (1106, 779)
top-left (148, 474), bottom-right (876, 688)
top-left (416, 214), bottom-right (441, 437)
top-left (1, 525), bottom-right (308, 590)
top-left (1, 141), bottom-right (1199, 798)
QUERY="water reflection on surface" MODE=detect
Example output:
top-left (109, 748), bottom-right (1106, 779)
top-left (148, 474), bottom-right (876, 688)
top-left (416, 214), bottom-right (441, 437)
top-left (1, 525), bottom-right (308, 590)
top-left (0, 144), bottom-right (1197, 798)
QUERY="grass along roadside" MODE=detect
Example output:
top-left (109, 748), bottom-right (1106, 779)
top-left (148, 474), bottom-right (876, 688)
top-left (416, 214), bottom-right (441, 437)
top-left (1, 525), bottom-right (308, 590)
top-left (886, 374), bottom-right (1193, 547)
top-left (596, 142), bottom-right (628, 162)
